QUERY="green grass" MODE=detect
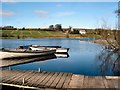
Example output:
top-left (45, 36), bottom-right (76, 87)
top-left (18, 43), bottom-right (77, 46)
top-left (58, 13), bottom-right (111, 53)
top-left (81, 34), bottom-right (102, 38)
top-left (0, 30), bottom-right (66, 38)
top-left (0, 30), bottom-right (101, 39)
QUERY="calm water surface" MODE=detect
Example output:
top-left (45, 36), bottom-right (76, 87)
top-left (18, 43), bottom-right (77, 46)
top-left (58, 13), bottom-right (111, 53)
top-left (1, 38), bottom-right (115, 76)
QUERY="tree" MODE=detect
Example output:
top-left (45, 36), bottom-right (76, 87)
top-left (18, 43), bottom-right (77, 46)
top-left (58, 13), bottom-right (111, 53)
top-left (97, 7), bottom-right (120, 75)
top-left (49, 25), bottom-right (54, 30)
top-left (97, 48), bottom-right (120, 75)
top-left (3, 26), bottom-right (16, 30)
top-left (55, 24), bottom-right (63, 31)
top-left (22, 27), bottom-right (25, 30)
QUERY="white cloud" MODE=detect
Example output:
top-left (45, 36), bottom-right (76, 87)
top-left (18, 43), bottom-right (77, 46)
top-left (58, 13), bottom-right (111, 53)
top-left (57, 11), bottom-right (76, 17)
top-left (34, 10), bottom-right (49, 18)
top-left (34, 10), bottom-right (49, 15)
top-left (0, 10), bottom-right (15, 16)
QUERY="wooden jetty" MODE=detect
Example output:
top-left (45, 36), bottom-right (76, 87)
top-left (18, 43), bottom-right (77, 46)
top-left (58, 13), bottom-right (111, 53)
top-left (1, 69), bottom-right (120, 89)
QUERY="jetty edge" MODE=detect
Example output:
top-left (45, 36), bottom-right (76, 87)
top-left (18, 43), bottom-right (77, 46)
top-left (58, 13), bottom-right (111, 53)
top-left (1, 69), bottom-right (120, 89)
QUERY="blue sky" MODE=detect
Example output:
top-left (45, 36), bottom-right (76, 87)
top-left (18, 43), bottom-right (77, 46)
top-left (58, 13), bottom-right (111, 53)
top-left (0, 2), bottom-right (118, 29)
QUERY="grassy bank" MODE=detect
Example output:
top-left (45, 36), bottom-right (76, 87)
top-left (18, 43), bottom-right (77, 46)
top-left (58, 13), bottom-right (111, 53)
top-left (91, 39), bottom-right (108, 45)
top-left (0, 30), bottom-right (101, 39)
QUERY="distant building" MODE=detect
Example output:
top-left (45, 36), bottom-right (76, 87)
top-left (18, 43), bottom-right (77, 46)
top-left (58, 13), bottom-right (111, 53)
top-left (79, 30), bottom-right (86, 34)
top-left (70, 26), bottom-right (74, 32)
top-left (2, 26), bottom-right (17, 30)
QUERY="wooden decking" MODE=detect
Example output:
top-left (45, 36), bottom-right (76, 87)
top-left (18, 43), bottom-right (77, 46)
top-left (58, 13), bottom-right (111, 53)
top-left (1, 69), bottom-right (120, 89)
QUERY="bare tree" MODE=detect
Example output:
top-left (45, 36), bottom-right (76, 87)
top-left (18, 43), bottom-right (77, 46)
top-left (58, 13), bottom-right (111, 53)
top-left (97, 4), bottom-right (120, 75)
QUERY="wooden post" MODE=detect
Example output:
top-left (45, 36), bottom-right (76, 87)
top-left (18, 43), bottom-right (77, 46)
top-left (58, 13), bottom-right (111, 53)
top-left (38, 68), bottom-right (41, 72)
top-left (22, 78), bottom-right (25, 84)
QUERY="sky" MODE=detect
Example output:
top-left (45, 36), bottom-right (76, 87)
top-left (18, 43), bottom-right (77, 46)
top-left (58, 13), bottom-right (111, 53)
top-left (0, 1), bottom-right (119, 29)
top-left (1, 0), bottom-right (120, 2)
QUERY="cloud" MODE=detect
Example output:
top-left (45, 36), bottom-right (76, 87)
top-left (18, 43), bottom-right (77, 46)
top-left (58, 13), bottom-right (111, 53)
top-left (56, 4), bottom-right (63, 7)
top-left (34, 10), bottom-right (49, 15)
top-left (0, 10), bottom-right (15, 16)
top-left (1, 0), bottom-right (15, 2)
top-left (34, 10), bottom-right (49, 18)
top-left (57, 11), bottom-right (76, 17)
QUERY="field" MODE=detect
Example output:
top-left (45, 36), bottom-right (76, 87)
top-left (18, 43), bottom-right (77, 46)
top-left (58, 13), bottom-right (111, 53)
top-left (0, 30), bottom-right (85, 38)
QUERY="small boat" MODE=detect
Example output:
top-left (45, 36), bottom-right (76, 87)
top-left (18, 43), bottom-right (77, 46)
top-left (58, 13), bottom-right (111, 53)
top-left (54, 48), bottom-right (69, 53)
top-left (1, 48), bottom-right (56, 54)
top-left (29, 46), bottom-right (69, 53)
top-left (55, 53), bottom-right (69, 58)
top-left (1, 48), bottom-right (56, 59)
top-left (19, 45), bottom-right (69, 53)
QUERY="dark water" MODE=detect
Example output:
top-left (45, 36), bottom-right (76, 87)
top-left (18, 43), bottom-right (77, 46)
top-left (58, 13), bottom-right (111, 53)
top-left (1, 38), bottom-right (115, 76)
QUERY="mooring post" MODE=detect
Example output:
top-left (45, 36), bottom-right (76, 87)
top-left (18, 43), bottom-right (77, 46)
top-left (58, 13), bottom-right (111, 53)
top-left (22, 78), bottom-right (25, 84)
top-left (8, 66), bottom-right (11, 70)
top-left (38, 68), bottom-right (41, 72)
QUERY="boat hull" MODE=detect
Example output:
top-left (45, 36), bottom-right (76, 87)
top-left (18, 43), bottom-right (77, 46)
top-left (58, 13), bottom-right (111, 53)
top-left (29, 46), bottom-right (69, 53)
top-left (1, 48), bottom-right (56, 60)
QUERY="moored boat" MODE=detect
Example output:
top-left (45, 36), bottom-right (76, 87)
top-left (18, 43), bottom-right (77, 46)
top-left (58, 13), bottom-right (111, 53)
top-left (0, 48), bottom-right (56, 59)
top-left (55, 53), bottom-right (69, 58)
top-left (1, 48), bottom-right (56, 53)
top-left (18, 45), bottom-right (69, 53)
top-left (29, 46), bottom-right (69, 53)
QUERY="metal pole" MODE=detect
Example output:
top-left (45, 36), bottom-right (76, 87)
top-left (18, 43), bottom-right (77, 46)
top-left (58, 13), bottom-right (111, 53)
top-left (22, 78), bottom-right (25, 84)
top-left (38, 68), bottom-right (41, 72)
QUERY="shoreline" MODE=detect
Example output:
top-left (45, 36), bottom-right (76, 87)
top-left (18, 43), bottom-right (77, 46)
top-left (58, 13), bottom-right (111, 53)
top-left (0, 36), bottom-right (100, 39)
top-left (91, 39), bottom-right (108, 45)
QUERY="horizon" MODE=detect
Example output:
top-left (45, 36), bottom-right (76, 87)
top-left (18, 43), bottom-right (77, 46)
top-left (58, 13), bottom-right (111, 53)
top-left (1, 2), bottom-right (118, 29)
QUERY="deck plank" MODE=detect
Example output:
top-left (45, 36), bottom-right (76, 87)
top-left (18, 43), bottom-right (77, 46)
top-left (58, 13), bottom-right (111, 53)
top-left (27, 72), bottom-right (46, 87)
top-left (5, 71), bottom-right (31, 84)
top-left (2, 71), bottom-right (19, 80)
top-left (112, 79), bottom-right (119, 89)
top-left (45, 72), bottom-right (59, 88)
top-left (62, 73), bottom-right (72, 89)
top-left (50, 72), bottom-right (64, 88)
top-left (56, 73), bottom-right (68, 89)
top-left (87, 76), bottom-right (96, 88)
top-left (102, 76), bottom-right (109, 88)
top-left (107, 79), bottom-right (116, 88)
top-left (68, 74), bottom-right (84, 88)
top-left (105, 76), bottom-right (120, 89)
top-left (2, 70), bottom-right (26, 83)
top-left (92, 76), bottom-right (105, 88)
top-left (16, 71), bottom-right (36, 85)
top-left (83, 76), bottom-right (105, 88)
top-left (32, 72), bottom-right (50, 87)
top-left (38, 72), bottom-right (55, 87)
top-left (83, 76), bottom-right (88, 88)
top-left (23, 72), bottom-right (41, 86)
top-left (2, 70), bottom-right (20, 78)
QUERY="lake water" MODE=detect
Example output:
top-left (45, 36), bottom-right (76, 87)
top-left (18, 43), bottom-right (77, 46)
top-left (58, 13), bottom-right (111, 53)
top-left (1, 38), bottom-right (115, 76)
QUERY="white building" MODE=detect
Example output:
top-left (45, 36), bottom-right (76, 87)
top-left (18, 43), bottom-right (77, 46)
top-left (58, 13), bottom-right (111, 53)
top-left (79, 30), bottom-right (86, 34)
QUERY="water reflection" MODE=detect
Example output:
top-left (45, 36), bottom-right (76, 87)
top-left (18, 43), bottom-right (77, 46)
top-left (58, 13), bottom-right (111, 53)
top-left (97, 47), bottom-right (120, 76)
top-left (55, 53), bottom-right (69, 58)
